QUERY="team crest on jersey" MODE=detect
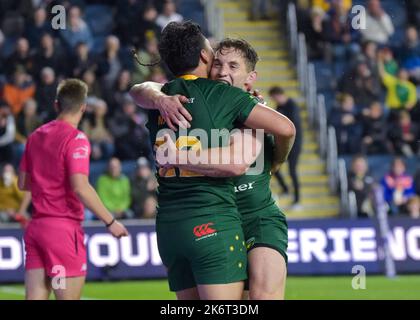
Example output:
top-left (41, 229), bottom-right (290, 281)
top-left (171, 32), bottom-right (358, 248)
top-left (193, 223), bottom-right (217, 241)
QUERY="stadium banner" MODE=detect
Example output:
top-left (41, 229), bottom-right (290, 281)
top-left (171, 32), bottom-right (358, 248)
top-left (1, 217), bottom-right (420, 283)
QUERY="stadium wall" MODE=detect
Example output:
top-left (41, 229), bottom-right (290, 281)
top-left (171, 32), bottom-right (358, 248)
top-left (1, 218), bottom-right (420, 283)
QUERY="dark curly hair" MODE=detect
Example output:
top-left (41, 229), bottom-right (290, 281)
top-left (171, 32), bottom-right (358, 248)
top-left (215, 38), bottom-right (259, 72)
top-left (158, 21), bottom-right (206, 76)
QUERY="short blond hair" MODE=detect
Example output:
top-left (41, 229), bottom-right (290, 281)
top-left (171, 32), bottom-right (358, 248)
top-left (56, 78), bottom-right (88, 114)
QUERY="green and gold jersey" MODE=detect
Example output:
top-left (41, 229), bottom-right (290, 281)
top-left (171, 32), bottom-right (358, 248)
top-left (147, 76), bottom-right (259, 217)
top-left (233, 134), bottom-right (276, 215)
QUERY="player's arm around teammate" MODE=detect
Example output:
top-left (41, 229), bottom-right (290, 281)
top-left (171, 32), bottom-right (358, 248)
top-left (131, 83), bottom-right (263, 177)
top-left (156, 129), bottom-right (263, 177)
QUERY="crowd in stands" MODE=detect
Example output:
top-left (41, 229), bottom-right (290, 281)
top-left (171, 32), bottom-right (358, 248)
top-left (0, 0), bottom-right (192, 224)
top-left (297, 0), bottom-right (420, 217)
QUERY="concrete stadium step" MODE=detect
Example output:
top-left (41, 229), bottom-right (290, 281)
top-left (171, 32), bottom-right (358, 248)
top-left (226, 33), bottom-right (284, 42)
top-left (257, 69), bottom-right (295, 79)
top-left (277, 195), bottom-right (339, 206)
top-left (255, 79), bottom-right (298, 88)
top-left (225, 29), bottom-right (283, 38)
top-left (224, 21), bottom-right (280, 28)
top-left (217, 1), bottom-right (251, 9)
top-left (279, 175), bottom-right (329, 185)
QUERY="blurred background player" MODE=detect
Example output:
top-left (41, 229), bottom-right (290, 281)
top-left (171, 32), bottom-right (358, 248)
top-left (18, 79), bottom-right (128, 300)
top-left (269, 86), bottom-right (303, 210)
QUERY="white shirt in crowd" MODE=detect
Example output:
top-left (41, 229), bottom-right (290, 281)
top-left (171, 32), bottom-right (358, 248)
top-left (156, 13), bottom-right (184, 30)
top-left (360, 12), bottom-right (395, 44)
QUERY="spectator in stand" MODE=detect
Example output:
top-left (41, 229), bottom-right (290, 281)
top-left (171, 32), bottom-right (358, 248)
top-left (250, 0), bottom-right (272, 20)
top-left (25, 6), bottom-right (52, 48)
top-left (338, 59), bottom-right (381, 109)
top-left (97, 157), bottom-right (132, 219)
top-left (132, 35), bottom-right (164, 84)
top-left (378, 51), bottom-right (418, 120)
top-left (330, 94), bottom-right (363, 154)
top-left (60, 6), bottom-right (93, 52)
top-left (348, 155), bottom-right (375, 218)
top-left (35, 67), bottom-right (57, 122)
top-left (313, 0), bottom-right (353, 12)
top-left (0, 163), bottom-right (31, 226)
top-left (381, 47), bottom-right (399, 76)
top-left (403, 196), bottom-right (420, 218)
top-left (71, 41), bottom-right (96, 78)
top-left (3, 66), bottom-right (36, 116)
top-left (0, 101), bottom-right (16, 164)
top-left (4, 37), bottom-right (34, 76)
top-left (156, 0), bottom-right (183, 30)
top-left (269, 86), bottom-right (302, 210)
top-left (388, 111), bottom-right (419, 157)
top-left (130, 157), bottom-right (158, 218)
top-left (108, 70), bottom-right (132, 117)
top-left (96, 36), bottom-right (125, 99)
top-left (115, 0), bottom-right (146, 47)
top-left (361, 101), bottom-right (391, 154)
top-left (397, 26), bottom-right (420, 83)
top-left (81, 99), bottom-right (114, 162)
top-left (142, 195), bottom-right (157, 219)
top-left (15, 99), bottom-right (42, 152)
top-left (381, 157), bottom-right (416, 215)
top-left (323, 0), bottom-right (360, 63)
top-left (81, 69), bottom-right (102, 98)
top-left (305, 7), bottom-right (326, 61)
top-left (136, 5), bottom-right (161, 49)
top-left (405, 0), bottom-right (420, 29)
top-left (360, 0), bottom-right (394, 45)
top-left (109, 96), bottom-right (152, 161)
top-left (33, 33), bottom-right (67, 81)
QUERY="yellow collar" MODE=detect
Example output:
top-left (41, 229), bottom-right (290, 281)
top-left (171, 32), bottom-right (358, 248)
top-left (178, 74), bottom-right (199, 80)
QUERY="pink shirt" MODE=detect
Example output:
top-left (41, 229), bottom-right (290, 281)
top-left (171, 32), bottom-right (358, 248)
top-left (20, 120), bottom-right (91, 222)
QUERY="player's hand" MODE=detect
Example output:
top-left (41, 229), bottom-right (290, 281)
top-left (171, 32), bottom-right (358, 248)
top-left (108, 220), bottom-right (129, 238)
top-left (246, 85), bottom-right (266, 104)
top-left (157, 95), bottom-right (192, 131)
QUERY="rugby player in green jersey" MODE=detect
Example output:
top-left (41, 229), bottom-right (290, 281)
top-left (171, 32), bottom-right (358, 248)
top-left (130, 22), bottom-right (295, 300)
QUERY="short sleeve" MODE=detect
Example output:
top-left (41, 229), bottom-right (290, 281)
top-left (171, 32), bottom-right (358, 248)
top-left (208, 84), bottom-right (259, 125)
top-left (65, 132), bottom-right (91, 176)
top-left (234, 92), bottom-right (260, 124)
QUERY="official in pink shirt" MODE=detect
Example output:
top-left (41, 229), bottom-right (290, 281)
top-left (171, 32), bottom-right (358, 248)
top-left (18, 79), bottom-right (128, 300)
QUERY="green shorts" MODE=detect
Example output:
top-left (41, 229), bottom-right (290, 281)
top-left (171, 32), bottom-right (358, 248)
top-left (156, 210), bottom-right (248, 292)
top-left (241, 205), bottom-right (288, 264)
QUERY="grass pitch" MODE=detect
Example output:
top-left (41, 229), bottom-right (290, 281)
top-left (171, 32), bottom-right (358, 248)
top-left (1, 275), bottom-right (419, 300)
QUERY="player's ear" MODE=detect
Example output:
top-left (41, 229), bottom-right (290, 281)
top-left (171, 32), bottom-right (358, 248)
top-left (200, 49), bottom-right (210, 65)
top-left (54, 100), bottom-right (60, 113)
top-left (80, 103), bottom-right (87, 113)
top-left (245, 71), bottom-right (257, 88)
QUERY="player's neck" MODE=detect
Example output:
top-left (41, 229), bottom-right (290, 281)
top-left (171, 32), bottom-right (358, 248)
top-left (57, 114), bottom-right (81, 129)
top-left (182, 64), bottom-right (208, 79)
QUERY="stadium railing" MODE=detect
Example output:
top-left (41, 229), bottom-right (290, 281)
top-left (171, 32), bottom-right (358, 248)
top-left (372, 185), bottom-right (397, 278)
top-left (203, 0), bottom-right (224, 40)
top-left (287, 2), bottom-right (298, 62)
top-left (288, 2), bottom-right (347, 215)
top-left (327, 126), bottom-right (339, 193)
